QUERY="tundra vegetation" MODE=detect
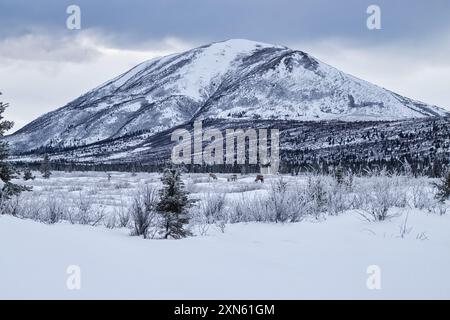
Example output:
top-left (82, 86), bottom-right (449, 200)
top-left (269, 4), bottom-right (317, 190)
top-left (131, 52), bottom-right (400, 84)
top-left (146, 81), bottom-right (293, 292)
top-left (0, 167), bottom-right (448, 238)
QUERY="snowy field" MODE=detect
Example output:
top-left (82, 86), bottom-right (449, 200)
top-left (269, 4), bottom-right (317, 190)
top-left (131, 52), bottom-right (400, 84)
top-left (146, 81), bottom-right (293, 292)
top-left (1, 171), bottom-right (450, 299)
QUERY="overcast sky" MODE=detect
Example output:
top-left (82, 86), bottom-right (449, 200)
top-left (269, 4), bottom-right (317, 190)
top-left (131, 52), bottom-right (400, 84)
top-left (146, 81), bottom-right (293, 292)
top-left (1, 0), bottom-right (450, 132)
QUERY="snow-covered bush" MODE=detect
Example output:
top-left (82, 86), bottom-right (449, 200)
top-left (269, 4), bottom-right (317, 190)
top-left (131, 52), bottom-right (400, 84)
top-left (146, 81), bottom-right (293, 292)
top-left (229, 194), bottom-right (266, 223)
top-left (287, 188), bottom-right (309, 222)
top-left (410, 180), bottom-right (435, 210)
top-left (130, 185), bottom-right (159, 239)
top-left (266, 176), bottom-right (291, 223)
top-left (2, 170), bottom-right (446, 230)
top-left (70, 193), bottom-right (105, 226)
top-left (74, 193), bottom-right (94, 224)
top-left (326, 182), bottom-right (352, 216)
top-left (228, 175), bottom-right (331, 223)
top-left (0, 195), bottom-right (20, 216)
top-left (354, 173), bottom-right (407, 221)
top-left (114, 200), bottom-right (131, 228)
top-left (190, 192), bottom-right (228, 235)
top-left (190, 212), bottom-right (210, 236)
top-left (229, 177), bottom-right (313, 223)
top-left (305, 175), bottom-right (329, 219)
top-left (44, 197), bottom-right (65, 224)
top-left (428, 202), bottom-right (449, 216)
top-left (18, 197), bottom-right (43, 220)
top-left (198, 192), bottom-right (227, 223)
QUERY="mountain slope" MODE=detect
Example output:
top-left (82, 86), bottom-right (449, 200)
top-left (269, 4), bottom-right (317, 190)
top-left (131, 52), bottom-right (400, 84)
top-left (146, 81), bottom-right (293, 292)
top-left (6, 39), bottom-right (448, 153)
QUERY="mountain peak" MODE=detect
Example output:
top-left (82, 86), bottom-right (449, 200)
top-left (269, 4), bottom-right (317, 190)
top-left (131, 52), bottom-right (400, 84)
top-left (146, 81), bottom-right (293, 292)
top-left (6, 39), bottom-right (448, 154)
top-left (210, 38), bottom-right (285, 49)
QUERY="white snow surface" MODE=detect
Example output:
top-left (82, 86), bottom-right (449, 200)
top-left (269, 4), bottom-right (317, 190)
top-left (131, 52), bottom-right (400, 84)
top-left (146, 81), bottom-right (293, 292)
top-left (1, 171), bottom-right (450, 299)
top-left (1, 212), bottom-right (450, 299)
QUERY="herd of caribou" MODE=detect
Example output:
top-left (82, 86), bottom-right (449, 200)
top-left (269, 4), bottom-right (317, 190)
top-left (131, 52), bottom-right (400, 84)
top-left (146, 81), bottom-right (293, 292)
top-left (208, 173), bottom-right (264, 183)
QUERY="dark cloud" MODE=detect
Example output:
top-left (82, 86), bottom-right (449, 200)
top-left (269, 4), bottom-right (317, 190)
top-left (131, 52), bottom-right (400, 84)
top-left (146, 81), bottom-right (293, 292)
top-left (1, 0), bottom-right (449, 48)
top-left (1, 0), bottom-right (450, 132)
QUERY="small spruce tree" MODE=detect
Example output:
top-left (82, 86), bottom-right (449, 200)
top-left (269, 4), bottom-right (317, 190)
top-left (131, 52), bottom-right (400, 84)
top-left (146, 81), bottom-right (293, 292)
top-left (0, 93), bottom-right (30, 200)
top-left (434, 171), bottom-right (450, 203)
top-left (23, 166), bottom-right (35, 181)
top-left (334, 165), bottom-right (344, 185)
top-left (40, 154), bottom-right (51, 179)
top-left (156, 168), bottom-right (192, 239)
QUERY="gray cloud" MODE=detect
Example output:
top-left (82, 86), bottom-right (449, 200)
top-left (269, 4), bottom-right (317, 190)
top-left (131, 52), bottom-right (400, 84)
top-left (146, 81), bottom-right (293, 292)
top-left (1, 0), bottom-right (450, 132)
top-left (1, 0), bottom-right (450, 47)
top-left (0, 29), bottom-right (101, 63)
top-left (297, 34), bottom-right (450, 109)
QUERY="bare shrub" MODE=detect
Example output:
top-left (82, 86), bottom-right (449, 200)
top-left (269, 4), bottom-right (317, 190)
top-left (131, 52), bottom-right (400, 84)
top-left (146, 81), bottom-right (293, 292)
top-left (326, 182), bottom-right (351, 216)
top-left (130, 185), bottom-right (159, 239)
top-left (72, 193), bottom-right (105, 226)
top-left (288, 188), bottom-right (309, 222)
top-left (306, 175), bottom-right (328, 219)
top-left (190, 211), bottom-right (210, 236)
top-left (229, 177), bottom-right (320, 223)
top-left (428, 201), bottom-right (449, 216)
top-left (199, 192), bottom-right (227, 224)
top-left (18, 197), bottom-right (43, 220)
top-left (355, 174), bottom-right (406, 222)
top-left (411, 182), bottom-right (435, 209)
top-left (44, 197), bottom-right (65, 224)
top-left (114, 199), bottom-right (131, 228)
top-left (229, 195), bottom-right (250, 223)
top-left (191, 192), bottom-right (227, 235)
top-left (90, 206), bottom-right (106, 226)
top-left (118, 209), bottom-right (131, 228)
top-left (74, 193), bottom-right (94, 224)
top-left (0, 196), bottom-right (20, 216)
top-left (229, 194), bottom-right (268, 223)
top-left (267, 176), bottom-right (291, 223)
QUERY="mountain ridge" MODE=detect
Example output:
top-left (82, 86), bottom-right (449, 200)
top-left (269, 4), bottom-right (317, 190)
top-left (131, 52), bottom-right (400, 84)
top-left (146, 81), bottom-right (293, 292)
top-left (5, 38), bottom-right (448, 155)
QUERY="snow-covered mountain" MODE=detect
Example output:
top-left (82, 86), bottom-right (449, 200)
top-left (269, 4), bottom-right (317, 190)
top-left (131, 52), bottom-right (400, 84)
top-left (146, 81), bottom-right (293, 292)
top-left (6, 39), bottom-right (448, 153)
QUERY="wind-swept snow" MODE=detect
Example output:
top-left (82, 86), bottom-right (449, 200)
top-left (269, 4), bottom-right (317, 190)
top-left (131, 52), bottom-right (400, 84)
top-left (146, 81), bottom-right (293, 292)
top-left (1, 211), bottom-right (450, 299)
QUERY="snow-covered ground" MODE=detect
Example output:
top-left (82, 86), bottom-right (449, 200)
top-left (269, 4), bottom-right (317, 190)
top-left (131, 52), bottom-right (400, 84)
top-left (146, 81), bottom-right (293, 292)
top-left (1, 171), bottom-right (450, 299)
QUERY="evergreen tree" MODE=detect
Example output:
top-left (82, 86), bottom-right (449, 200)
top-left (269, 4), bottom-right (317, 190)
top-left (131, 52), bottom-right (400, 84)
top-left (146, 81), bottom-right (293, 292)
top-left (156, 168), bottom-right (192, 239)
top-left (434, 171), bottom-right (450, 203)
top-left (0, 93), bottom-right (30, 200)
top-left (40, 154), bottom-right (51, 179)
top-left (23, 166), bottom-right (35, 181)
top-left (334, 165), bottom-right (344, 185)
